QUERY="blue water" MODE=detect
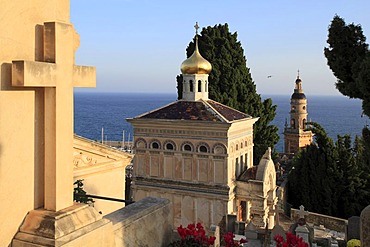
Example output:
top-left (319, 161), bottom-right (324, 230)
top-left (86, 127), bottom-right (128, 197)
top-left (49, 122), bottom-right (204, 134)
top-left (74, 92), bottom-right (368, 152)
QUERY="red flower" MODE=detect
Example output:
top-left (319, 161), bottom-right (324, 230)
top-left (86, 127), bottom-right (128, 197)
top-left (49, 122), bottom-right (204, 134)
top-left (174, 222), bottom-right (216, 246)
top-left (274, 232), bottom-right (308, 247)
top-left (177, 225), bottom-right (186, 240)
top-left (208, 236), bottom-right (216, 245)
top-left (240, 238), bottom-right (248, 244)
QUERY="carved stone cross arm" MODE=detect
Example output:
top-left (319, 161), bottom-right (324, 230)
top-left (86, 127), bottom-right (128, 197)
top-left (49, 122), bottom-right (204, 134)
top-left (12, 62), bottom-right (95, 88)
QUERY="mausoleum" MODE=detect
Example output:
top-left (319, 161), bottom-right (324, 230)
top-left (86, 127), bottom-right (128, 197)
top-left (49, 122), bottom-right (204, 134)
top-left (128, 23), bottom-right (278, 231)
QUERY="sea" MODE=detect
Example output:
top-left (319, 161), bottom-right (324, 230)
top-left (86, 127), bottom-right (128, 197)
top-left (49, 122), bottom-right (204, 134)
top-left (74, 92), bottom-right (368, 153)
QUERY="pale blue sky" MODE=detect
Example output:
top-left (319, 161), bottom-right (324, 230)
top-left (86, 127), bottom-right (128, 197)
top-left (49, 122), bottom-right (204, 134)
top-left (71, 0), bottom-right (370, 96)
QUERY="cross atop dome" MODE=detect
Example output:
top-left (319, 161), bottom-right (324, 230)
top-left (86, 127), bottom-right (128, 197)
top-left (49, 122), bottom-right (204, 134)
top-left (194, 22), bottom-right (199, 35)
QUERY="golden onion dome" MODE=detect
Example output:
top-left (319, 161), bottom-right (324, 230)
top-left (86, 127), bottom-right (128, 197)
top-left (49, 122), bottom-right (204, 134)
top-left (180, 37), bottom-right (212, 74)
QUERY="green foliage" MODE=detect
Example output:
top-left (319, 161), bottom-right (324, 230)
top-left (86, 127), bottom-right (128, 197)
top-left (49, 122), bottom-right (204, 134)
top-left (324, 15), bottom-right (370, 116)
top-left (288, 122), bottom-right (370, 218)
top-left (177, 23), bottom-right (279, 164)
top-left (73, 179), bottom-right (94, 204)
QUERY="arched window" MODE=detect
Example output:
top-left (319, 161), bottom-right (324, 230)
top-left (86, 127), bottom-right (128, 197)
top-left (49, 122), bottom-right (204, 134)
top-left (198, 80), bottom-right (202, 92)
top-left (184, 144), bottom-right (192, 151)
top-left (166, 143), bottom-right (174, 150)
top-left (197, 142), bottom-right (210, 153)
top-left (213, 143), bottom-right (227, 154)
top-left (134, 138), bottom-right (147, 149)
top-left (189, 80), bottom-right (193, 92)
top-left (199, 145), bottom-right (208, 153)
top-left (291, 119), bottom-right (296, 129)
top-left (303, 119), bottom-right (306, 128)
top-left (205, 81), bottom-right (208, 92)
top-left (151, 142), bottom-right (159, 149)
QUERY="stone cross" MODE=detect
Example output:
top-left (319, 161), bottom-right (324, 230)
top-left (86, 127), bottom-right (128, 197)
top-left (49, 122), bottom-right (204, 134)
top-left (272, 201), bottom-right (284, 226)
top-left (12, 22), bottom-right (95, 211)
top-left (298, 205), bottom-right (309, 220)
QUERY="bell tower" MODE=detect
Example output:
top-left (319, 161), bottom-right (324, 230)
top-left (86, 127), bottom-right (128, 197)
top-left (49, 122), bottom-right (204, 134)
top-left (284, 71), bottom-right (313, 154)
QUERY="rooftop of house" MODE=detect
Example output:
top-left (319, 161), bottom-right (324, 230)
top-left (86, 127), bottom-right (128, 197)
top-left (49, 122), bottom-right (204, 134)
top-left (135, 99), bottom-right (251, 122)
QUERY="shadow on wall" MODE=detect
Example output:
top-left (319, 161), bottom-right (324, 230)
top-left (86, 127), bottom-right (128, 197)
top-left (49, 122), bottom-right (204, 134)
top-left (1, 63), bottom-right (12, 89)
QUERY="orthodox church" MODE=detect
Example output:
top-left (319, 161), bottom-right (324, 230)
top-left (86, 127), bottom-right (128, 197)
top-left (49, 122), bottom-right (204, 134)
top-left (127, 24), bottom-right (277, 230)
top-left (284, 73), bottom-right (313, 154)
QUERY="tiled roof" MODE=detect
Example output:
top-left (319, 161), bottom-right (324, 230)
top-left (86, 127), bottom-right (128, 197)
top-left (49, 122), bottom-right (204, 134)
top-left (136, 100), bottom-right (251, 122)
top-left (238, 166), bottom-right (258, 181)
top-left (206, 100), bottom-right (250, 121)
top-left (137, 101), bottom-right (222, 121)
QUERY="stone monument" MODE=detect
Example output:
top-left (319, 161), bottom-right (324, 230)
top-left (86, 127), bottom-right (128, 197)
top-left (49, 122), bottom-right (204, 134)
top-left (0, 0), bottom-right (114, 246)
top-left (360, 205), bottom-right (370, 247)
top-left (270, 201), bottom-right (286, 243)
top-left (347, 216), bottom-right (360, 241)
top-left (294, 205), bottom-right (310, 246)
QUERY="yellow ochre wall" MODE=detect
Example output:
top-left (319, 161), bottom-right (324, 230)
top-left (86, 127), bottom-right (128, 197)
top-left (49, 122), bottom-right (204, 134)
top-left (0, 1), bottom-right (70, 245)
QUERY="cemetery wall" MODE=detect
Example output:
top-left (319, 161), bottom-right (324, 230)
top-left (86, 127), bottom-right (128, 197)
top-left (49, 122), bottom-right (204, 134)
top-left (105, 196), bottom-right (173, 247)
top-left (291, 208), bottom-right (347, 232)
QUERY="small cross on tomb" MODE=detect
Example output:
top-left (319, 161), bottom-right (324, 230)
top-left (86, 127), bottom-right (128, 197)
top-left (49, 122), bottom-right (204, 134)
top-left (12, 22), bottom-right (95, 211)
top-left (298, 205), bottom-right (309, 220)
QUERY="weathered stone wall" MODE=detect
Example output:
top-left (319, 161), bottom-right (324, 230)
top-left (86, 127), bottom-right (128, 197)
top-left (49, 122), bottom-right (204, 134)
top-left (105, 197), bottom-right (173, 247)
top-left (291, 208), bottom-right (347, 232)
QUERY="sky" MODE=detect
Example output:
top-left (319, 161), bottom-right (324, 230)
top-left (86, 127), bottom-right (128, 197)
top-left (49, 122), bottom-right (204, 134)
top-left (71, 0), bottom-right (370, 96)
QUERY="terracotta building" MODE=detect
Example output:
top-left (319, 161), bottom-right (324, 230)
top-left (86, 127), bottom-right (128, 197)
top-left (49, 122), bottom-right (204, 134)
top-left (127, 24), bottom-right (277, 230)
top-left (284, 73), bottom-right (313, 154)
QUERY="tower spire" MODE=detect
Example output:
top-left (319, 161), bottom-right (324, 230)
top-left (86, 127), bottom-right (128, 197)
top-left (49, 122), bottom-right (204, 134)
top-left (284, 72), bottom-right (313, 154)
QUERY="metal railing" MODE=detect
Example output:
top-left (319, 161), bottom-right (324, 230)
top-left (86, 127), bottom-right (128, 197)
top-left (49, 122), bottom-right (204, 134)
top-left (74, 193), bottom-right (134, 206)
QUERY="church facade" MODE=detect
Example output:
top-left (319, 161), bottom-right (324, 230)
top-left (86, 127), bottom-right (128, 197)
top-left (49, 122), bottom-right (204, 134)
top-left (284, 74), bottom-right (313, 154)
top-left (128, 25), bottom-right (277, 230)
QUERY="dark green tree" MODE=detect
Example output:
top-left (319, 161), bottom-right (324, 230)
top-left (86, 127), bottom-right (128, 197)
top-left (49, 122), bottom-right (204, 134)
top-left (177, 23), bottom-right (279, 164)
top-left (73, 179), bottom-right (94, 204)
top-left (288, 122), bottom-right (338, 216)
top-left (324, 15), bottom-right (370, 115)
top-left (288, 122), bottom-right (370, 218)
top-left (323, 15), bottom-right (370, 217)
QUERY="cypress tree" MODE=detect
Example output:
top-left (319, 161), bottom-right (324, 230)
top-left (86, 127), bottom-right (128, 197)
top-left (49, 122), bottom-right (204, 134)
top-left (288, 122), bottom-right (370, 218)
top-left (324, 15), bottom-right (370, 116)
top-left (177, 23), bottom-right (279, 164)
top-left (324, 16), bottom-right (370, 216)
